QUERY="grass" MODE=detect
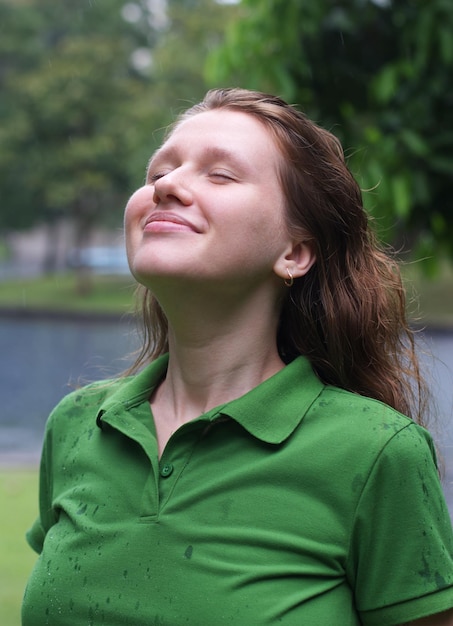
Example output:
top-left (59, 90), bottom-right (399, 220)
top-left (0, 469), bottom-right (39, 626)
top-left (0, 273), bottom-right (136, 316)
top-left (0, 264), bottom-right (452, 326)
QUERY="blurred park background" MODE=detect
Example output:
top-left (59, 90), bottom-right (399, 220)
top-left (0, 0), bottom-right (453, 624)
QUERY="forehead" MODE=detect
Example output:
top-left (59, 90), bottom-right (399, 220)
top-left (155, 109), bottom-right (280, 164)
top-left (172, 108), bottom-right (269, 137)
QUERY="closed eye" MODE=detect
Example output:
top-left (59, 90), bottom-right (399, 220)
top-left (148, 171), bottom-right (169, 184)
top-left (209, 171), bottom-right (236, 182)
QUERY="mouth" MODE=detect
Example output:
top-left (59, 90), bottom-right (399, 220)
top-left (144, 212), bottom-right (200, 233)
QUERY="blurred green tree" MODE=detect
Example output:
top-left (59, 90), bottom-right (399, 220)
top-left (0, 0), bottom-right (237, 281)
top-left (207, 0), bottom-right (453, 269)
top-left (0, 0), bottom-right (153, 276)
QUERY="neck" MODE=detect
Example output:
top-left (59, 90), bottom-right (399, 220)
top-left (150, 280), bottom-right (285, 427)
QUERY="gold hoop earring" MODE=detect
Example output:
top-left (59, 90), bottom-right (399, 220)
top-left (284, 268), bottom-right (294, 287)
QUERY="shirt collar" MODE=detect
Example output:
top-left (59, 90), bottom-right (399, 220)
top-left (96, 354), bottom-right (169, 427)
top-left (216, 356), bottom-right (324, 444)
top-left (96, 354), bottom-right (324, 445)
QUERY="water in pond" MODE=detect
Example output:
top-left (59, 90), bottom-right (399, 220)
top-left (0, 316), bottom-right (139, 462)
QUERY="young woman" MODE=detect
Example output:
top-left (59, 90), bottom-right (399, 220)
top-left (22, 88), bottom-right (453, 625)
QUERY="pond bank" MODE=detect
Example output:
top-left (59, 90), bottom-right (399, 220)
top-left (0, 306), bottom-right (131, 323)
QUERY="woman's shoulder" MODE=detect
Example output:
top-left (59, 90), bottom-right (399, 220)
top-left (45, 376), bottom-right (133, 427)
top-left (300, 386), bottom-right (440, 508)
top-left (306, 383), bottom-right (432, 453)
top-left (317, 383), bottom-right (412, 422)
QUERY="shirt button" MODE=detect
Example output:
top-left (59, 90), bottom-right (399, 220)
top-left (160, 463), bottom-right (174, 478)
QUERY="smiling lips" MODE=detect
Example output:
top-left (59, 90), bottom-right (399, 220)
top-left (144, 212), bottom-right (200, 233)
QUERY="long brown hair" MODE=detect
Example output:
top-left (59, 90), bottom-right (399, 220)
top-left (129, 88), bottom-right (427, 424)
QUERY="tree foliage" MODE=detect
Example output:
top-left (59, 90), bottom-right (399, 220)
top-left (0, 0), bottom-right (237, 256)
top-left (0, 0), bottom-right (150, 240)
top-left (207, 0), bottom-right (453, 267)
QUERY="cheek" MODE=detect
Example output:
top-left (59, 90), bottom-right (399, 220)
top-left (124, 195), bottom-right (137, 228)
top-left (123, 210), bottom-right (135, 253)
top-left (237, 201), bottom-right (287, 246)
top-left (124, 189), bottom-right (151, 237)
top-left (124, 199), bottom-right (144, 251)
top-left (124, 187), bottom-right (153, 220)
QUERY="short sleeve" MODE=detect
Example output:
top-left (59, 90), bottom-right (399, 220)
top-left (26, 517), bottom-right (46, 554)
top-left (25, 416), bottom-right (57, 554)
top-left (347, 422), bottom-right (453, 625)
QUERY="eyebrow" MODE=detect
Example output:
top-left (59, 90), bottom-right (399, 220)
top-left (147, 145), bottom-right (253, 175)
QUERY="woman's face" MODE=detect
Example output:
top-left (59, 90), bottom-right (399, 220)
top-left (124, 109), bottom-right (296, 294)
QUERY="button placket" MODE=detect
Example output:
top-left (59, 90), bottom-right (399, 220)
top-left (156, 419), bottom-right (215, 513)
top-left (156, 458), bottom-right (178, 516)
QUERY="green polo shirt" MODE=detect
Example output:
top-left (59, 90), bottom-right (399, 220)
top-left (23, 355), bottom-right (453, 626)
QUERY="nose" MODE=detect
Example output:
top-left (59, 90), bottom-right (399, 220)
top-left (152, 169), bottom-right (193, 206)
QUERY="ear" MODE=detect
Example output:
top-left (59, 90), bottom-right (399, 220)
top-left (273, 239), bottom-right (316, 281)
